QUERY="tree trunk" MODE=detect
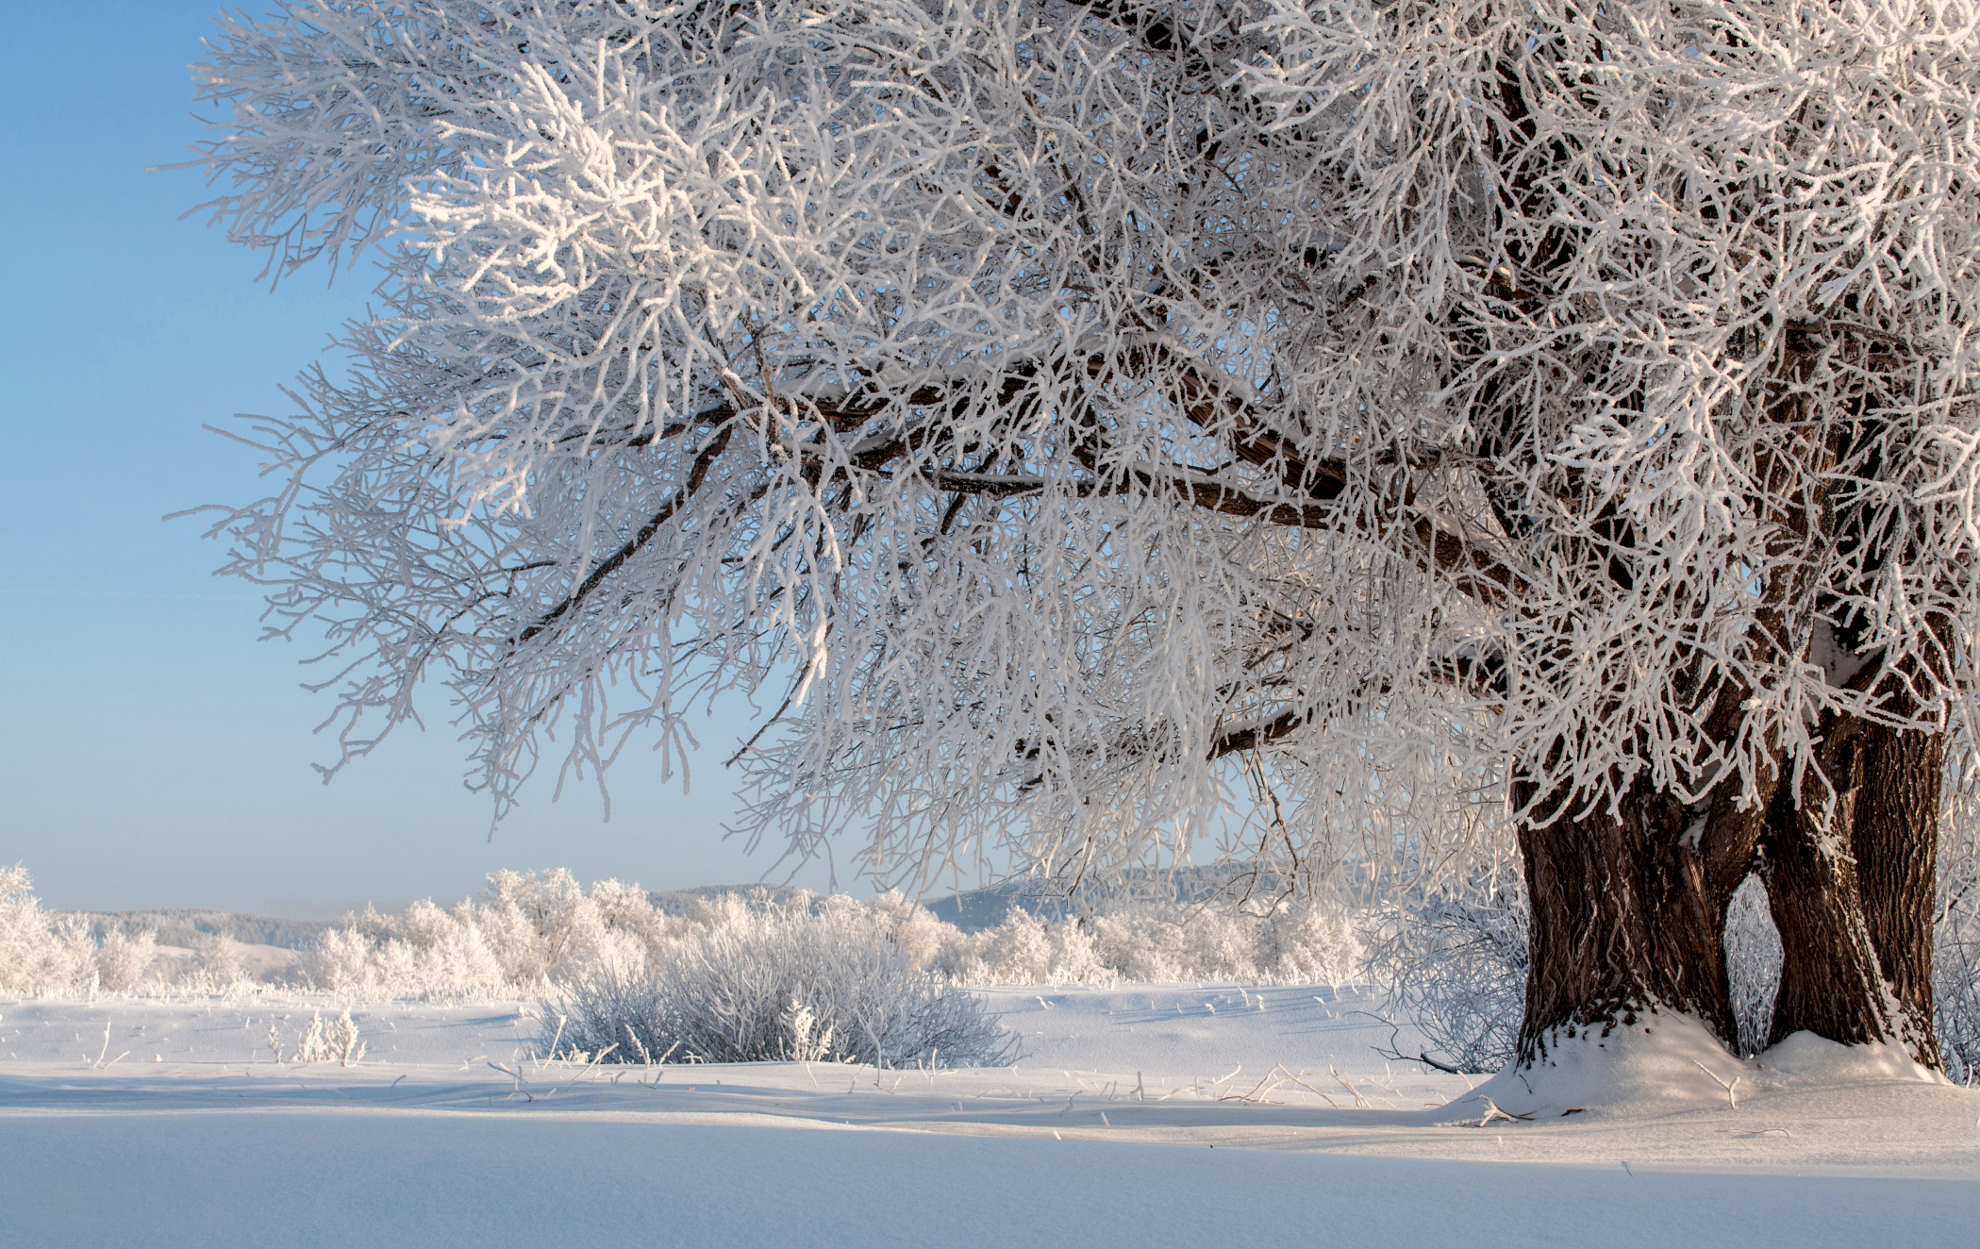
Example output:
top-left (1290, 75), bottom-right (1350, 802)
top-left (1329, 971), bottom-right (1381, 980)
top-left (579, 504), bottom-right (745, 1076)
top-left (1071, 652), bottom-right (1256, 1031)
top-left (1515, 773), bottom-right (1766, 1066)
top-left (1763, 715), bottom-right (1943, 1066)
top-left (1761, 738), bottom-right (1893, 1048)
top-left (1853, 723), bottom-right (1943, 1066)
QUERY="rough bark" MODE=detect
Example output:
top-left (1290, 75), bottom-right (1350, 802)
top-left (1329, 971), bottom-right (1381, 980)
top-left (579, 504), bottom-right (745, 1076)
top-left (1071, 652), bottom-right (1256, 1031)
top-left (1763, 715), bottom-right (1943, 1065)
top-left (1761, 734), bottom-right (1893, 1047)
top-left (1515, 771), bottom-right (1770, 1065)
top-left (1852, 722), bottom-right (1943, 1065)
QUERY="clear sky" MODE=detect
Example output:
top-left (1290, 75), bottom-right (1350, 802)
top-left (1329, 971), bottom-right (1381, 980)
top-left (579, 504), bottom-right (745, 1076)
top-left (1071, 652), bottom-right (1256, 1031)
top-left (0, 2), bottom-right (842, 917)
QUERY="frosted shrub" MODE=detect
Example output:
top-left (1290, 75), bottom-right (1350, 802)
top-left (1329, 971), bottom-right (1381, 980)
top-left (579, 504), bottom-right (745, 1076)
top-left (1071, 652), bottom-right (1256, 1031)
top-left (551, 905), bottom-right (1014, 1068)
top-left (1367, 884), bottom-right (1530, 1073)
top-left (94, 924), bottom-right (158, 992)
top-left (293, 1010), bottom-right (330, 1063)
top-left (0, 868), bottom-right (98, 994)
top-left (1086, 905), bottom-right (1257, 982)
top-left (272, 1008), bottom-right (364, 1065)
top-left (305, 922), bottom-right (376, 994)
top-left (932, 897), bottom-right (1359, 986)
top-left (374, 899), bottom-right (507, 997)
top-left (1938, 817), bottom-right (1980, 1084)
top-left (1938, 915), bottom-right (1980, 1084)
top-left (1258, 902), bottom-right (1363, 984)
top-left (192, 931), bottom-right (244, 983)
top-left (1724, 876), bottom-right (1784, 1058)
top-left (588, 876), bottom-right (682, 966)
top-left (937, 909), bottom-right (1110, 985)
top-left (2, 861), bottom-right (1370, 1002)
top-left (45, 916), bottom-right (102, 994)
top-left (303, 872), bottom-right (624, 999)
top-left (308, 902), bottom-right (508, 999)
top-left (327, 1009), bottom-right (365, 1066)
top-left (562, 927), bottom-right (651, 984)
top-left (862, 890), bottom-right (960, 969)
top-left (1, 865), bottom-right (63, 992)
top-left (1086, 908), bottom-right (1184, 982)
top-left (479, 869), bottom-right (601, 985)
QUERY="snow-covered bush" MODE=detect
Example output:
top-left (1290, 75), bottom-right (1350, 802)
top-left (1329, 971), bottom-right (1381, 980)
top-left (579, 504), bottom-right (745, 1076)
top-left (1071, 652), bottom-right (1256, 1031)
top-left (477, 869), bottom-right (603, 985)
top-left (93, 924), bottom-right (158, 992)
top-left (191, 931), bottom-right (244, 983)
top-left (345, 899), bottom-right (507, 998)
top-left (551, 904), bottom-right (1014, 1068)
top-left (937, 909), bottom-right (1110, 985)
top-left (1724, 876), bottom-right (1784, 1058)
top-left (304, 921), bottom-right (374, 994)
top-left (1092, 906), bottom-right (1247, 982)
top-left (0, 867), bottom-right (99, 994)
top-left (1938, 907), bottom-right (1980, 1085)
top-left (1366, 881), bottom-right (1529, 1073)
top-left (589, 876), bottom-right (686, 964)
top-left (302, 872), bottom-right (645, 999)
top-left (864, 889), bottom-right (960, 970)
top-left (1938, 810), bottom-right (1980, 1084)
top-left (6, 861), bottom-right (1371, 1005)
top-left (1258, 901), bottom-right (1365, 984)
top-left (931, 897), bottom-right (1359, 986)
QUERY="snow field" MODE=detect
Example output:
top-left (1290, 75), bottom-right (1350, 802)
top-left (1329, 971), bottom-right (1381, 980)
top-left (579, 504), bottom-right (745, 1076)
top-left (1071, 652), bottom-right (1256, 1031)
top-left (3, 985), bottom-right (1975, 1247)
top-left (8, 1114), bottom-right (1975, 1249)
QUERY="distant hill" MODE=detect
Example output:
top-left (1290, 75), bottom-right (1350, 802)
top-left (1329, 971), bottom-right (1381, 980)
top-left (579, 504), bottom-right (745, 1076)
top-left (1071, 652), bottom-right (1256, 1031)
top-left (53, 867), bottom-right (1292, 948)
top-left (55, 887), bottom-right (828, 951)
top-left (60, 909), bottom-right (336, 951)
top-left (644, 884), bottom-right (822, 915)
top-left (923, 865), bottom-right (1294, 933)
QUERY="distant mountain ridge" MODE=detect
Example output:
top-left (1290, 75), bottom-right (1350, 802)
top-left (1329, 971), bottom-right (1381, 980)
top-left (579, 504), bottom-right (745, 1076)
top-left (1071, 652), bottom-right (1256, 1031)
top-left (924, 865), bottom-right (1295, 932)
top-left (59, 866), bottom-right (1289, 948)
top-left (61, 909), bottom-right (337, 952)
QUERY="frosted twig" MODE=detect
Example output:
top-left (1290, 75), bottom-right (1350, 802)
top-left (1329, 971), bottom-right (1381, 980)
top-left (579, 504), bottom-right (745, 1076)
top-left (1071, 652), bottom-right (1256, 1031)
top-left (1692, 1060), bottom-right (1741, 1109)
top-left (559, 1042), bottom-right (619, 1091)
top-left (1330, 1066), bottom-right (1381, 1109)
top-left (1463, 1096), bottom-right (1533, 1127)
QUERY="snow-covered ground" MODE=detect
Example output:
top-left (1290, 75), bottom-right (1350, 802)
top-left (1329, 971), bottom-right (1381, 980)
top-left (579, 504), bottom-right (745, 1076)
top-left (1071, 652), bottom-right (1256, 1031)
top-left (3, 985), bottom-right (1975, 1247)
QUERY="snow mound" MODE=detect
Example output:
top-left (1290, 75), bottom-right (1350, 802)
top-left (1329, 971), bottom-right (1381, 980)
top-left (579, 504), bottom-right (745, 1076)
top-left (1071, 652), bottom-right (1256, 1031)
top-left (1439, 1010), bottom-right (1758, 1122)
top-left (1759, 1031), bottom-right (1949, 1087)
top-left (1435, 1011), bottom-right (1953, 1125)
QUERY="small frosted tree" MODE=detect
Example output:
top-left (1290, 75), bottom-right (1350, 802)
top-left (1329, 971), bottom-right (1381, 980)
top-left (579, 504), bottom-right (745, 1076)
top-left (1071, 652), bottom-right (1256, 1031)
top-left (186, 1), bottom-right (1980, 1070)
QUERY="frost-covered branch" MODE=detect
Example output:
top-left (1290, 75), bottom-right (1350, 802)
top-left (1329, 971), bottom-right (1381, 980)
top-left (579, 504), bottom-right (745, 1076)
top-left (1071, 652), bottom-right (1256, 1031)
top-left (182, 0), bottom-right (1980, 910)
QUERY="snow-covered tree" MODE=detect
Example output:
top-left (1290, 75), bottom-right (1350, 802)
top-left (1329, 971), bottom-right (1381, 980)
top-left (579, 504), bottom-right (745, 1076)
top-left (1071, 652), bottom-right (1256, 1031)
top-left (185, 0), bottom-right (1980, 1069)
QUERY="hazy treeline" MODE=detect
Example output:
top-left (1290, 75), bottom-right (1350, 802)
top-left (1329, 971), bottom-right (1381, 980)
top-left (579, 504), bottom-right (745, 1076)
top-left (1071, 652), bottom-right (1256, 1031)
top-left (0, 866), bottom-right (1360, 998)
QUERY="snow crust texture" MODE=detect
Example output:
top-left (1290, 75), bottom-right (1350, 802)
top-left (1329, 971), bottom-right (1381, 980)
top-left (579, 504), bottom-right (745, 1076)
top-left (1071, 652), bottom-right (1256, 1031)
top-left (3, 986), bottom-right (1974, 1248)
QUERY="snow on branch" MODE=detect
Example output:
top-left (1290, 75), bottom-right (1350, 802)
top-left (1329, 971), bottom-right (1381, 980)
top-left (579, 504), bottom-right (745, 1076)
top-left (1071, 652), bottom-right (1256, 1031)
top-left (184, 0), bottom-right (1980, 897)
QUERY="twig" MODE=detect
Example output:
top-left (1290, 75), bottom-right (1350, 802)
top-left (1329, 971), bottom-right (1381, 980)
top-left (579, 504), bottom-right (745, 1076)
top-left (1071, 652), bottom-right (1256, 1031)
top-left (542, 1016), bottom-right (567, 1068)
top-left (487, 1059), bottom-right (532, 1102)
top-left (1462, 1095), bottom-right (1534, 1127)
top-left (1353, 1011), bottom-right (1465, 1074)
top-left (1692, 1060), bottom-right (1741, 1110)
top-left (1330, 1066), bottom-right (1377, 1109)
top-left (560, 1042), bottom-right (620, 1092)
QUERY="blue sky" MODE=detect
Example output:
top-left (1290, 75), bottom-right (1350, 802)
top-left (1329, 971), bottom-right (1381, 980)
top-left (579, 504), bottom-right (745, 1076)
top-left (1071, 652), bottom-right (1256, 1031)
top-left (0, 2), bottom-right (838, 916)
